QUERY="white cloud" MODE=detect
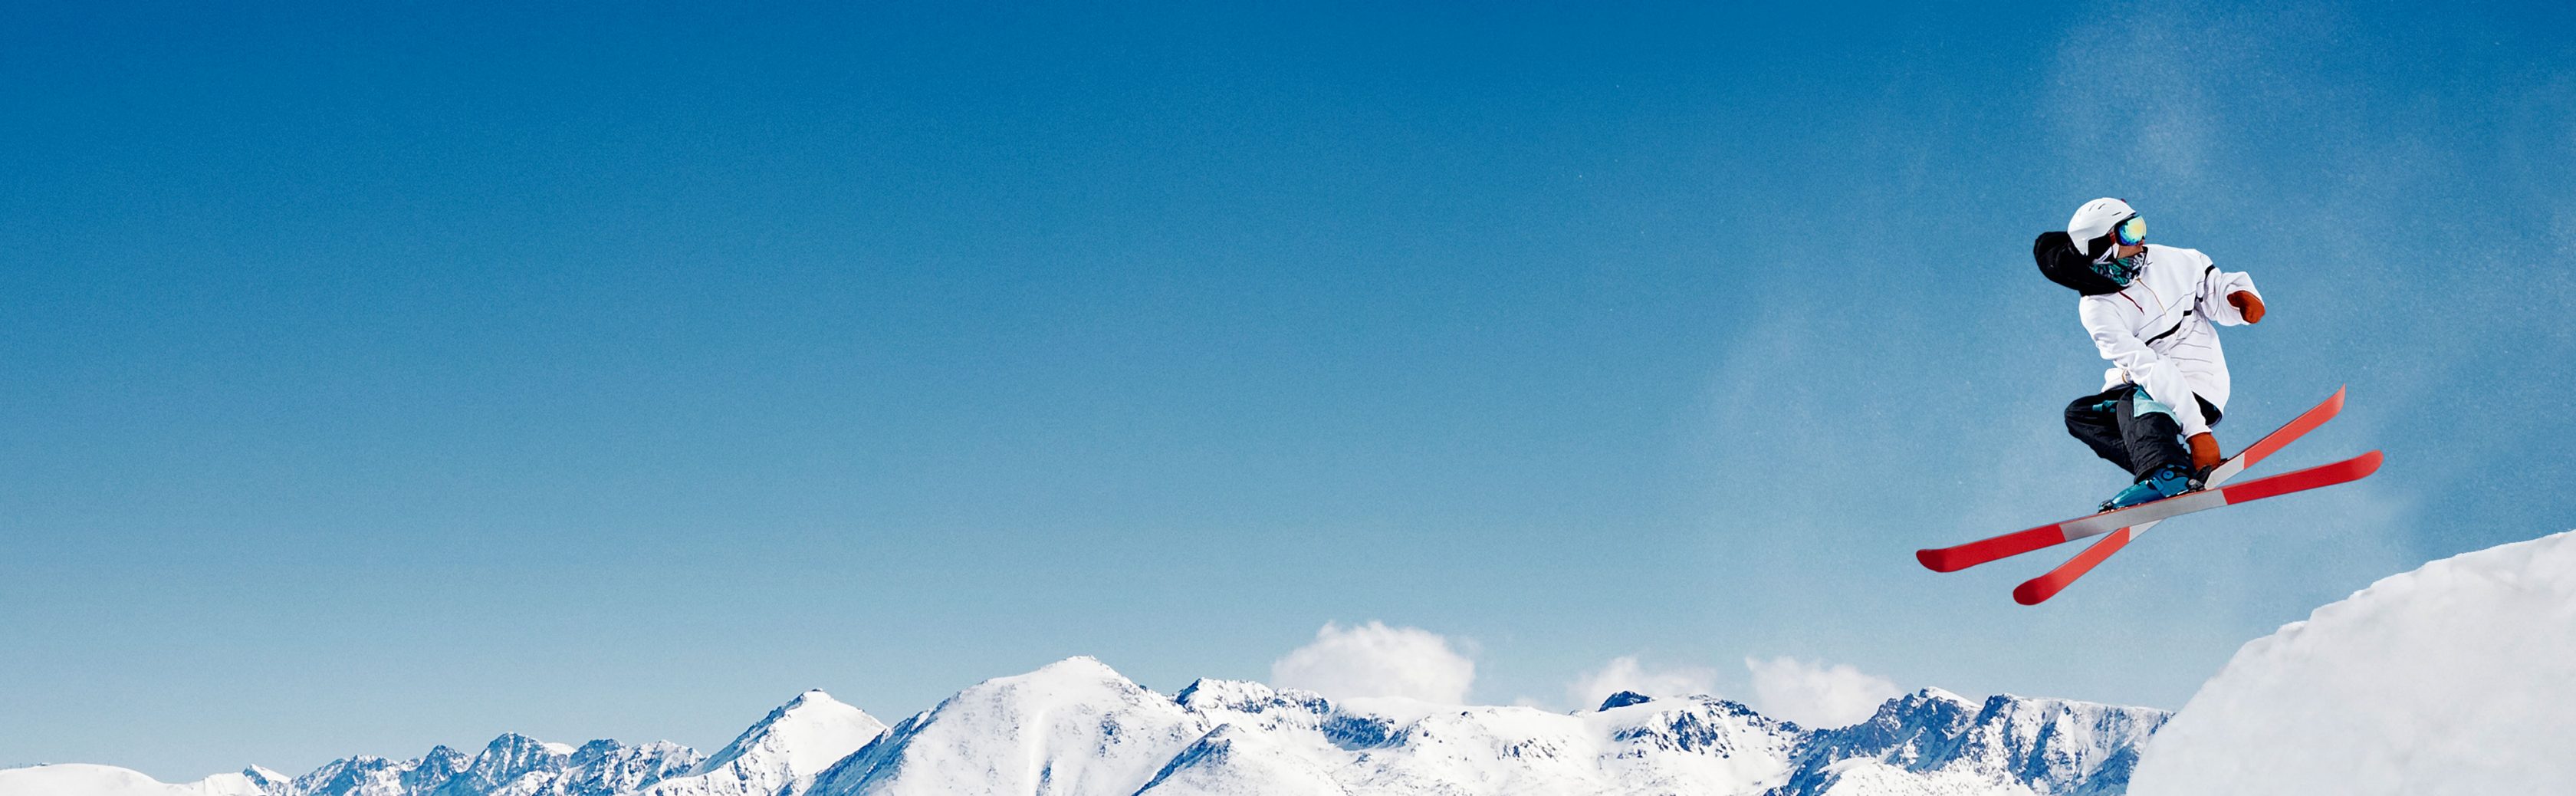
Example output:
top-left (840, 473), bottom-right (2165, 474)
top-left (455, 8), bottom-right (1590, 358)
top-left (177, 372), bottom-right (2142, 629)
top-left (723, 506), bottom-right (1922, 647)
top-left (1566, 656), bottom-right (1720, 709)
top-left (1270, 621), bottom-right (1474, 704)
top-left (1743, 656), bottom-right (1904, 729)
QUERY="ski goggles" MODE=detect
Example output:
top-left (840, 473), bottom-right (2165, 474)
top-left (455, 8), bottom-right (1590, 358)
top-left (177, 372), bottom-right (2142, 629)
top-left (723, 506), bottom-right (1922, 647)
top-left (2114, 215), bottom-right (2147, 247)
top-left (2090, 215), bottom-right (2147, 264)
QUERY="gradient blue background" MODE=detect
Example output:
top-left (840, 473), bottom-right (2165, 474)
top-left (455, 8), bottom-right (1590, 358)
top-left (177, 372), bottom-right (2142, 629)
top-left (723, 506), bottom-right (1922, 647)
top-left (4, 0), bottom-right (2571, 780)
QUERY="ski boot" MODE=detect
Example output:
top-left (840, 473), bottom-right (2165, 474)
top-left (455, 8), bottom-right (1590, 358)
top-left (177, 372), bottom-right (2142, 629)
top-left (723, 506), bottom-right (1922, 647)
top-left (2099, 463), bottom-right (2196, 512)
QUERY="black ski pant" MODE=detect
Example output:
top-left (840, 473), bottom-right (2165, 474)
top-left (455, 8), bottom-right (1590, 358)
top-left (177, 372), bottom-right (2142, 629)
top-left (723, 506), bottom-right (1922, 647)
top-left (2064, 385), bottom-right (2223, 481)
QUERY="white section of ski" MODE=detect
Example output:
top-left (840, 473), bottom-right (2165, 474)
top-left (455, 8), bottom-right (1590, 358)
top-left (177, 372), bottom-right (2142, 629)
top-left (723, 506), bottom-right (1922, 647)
top-left (2059, 489), bottom-right (2229, 541)
top-left (2087, 453), bottom-right (2257, 546)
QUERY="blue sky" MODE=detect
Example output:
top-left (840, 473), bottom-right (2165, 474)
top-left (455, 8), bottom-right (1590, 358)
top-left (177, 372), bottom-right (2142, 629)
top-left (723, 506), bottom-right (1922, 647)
top-left (4, 0), bottom-right (2571, 780)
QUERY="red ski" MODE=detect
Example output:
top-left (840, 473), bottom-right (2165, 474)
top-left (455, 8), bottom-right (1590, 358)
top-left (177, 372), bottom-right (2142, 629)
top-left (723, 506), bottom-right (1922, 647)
top-left (1921, 449), bottom-right (2380, 575)
top-left (2009, 449), bottom-right (2381, 604)
top-left (2013, 527), bottom-right (2135, 605)
top-left (1916, 386), bottom-right (2348, 574)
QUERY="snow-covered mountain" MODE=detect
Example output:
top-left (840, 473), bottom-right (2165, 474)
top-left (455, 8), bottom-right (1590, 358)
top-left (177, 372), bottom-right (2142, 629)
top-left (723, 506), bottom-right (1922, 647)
top-left (798, 658), bottom-right (2151, 796)
top-left (644, 690), bottom-right (886, 796)
top-left (0, 763), bottom-right (286, 796)
top-left (2, 665), bottom-right (2159, 796)
top-left (1783, 688), bottom-right (2163, 795)
top-left (0, 689), bottom-right (878, 796)
top-left (809, 657), bottom-right (1214, 796)
top-left (284, 732), bottom-right (699, 796)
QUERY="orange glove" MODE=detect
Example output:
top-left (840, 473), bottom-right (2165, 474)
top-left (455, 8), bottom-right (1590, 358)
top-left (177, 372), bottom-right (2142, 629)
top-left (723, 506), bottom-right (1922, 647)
top-left (2188, 432), bottom-right (2223, 472)
top-left (2229, 291), bottom-right (2266, 324)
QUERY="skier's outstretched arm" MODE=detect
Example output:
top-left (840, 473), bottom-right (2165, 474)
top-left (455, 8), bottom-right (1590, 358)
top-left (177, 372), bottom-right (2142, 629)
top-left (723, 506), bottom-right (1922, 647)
top-left (2197, 258), bottom-right (2265, 325)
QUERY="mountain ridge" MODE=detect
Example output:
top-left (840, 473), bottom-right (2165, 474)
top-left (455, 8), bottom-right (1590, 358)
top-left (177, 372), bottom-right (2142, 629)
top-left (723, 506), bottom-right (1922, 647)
top-left (0, 659), bottom-right (2162, 796)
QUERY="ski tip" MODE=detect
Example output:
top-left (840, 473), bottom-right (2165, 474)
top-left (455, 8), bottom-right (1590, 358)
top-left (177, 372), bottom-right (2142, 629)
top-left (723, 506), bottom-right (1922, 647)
top-left (1915, 548), bottom-right (1954, 572)
top-left (2354, 449), bottom-right (2384, 475)
top-left (2012, 580), bottom-right (2057, 605)
top-left (2326, 384), bottom-right (2347, 410)
top-left (2012, 528), bottom-right (2133, 605)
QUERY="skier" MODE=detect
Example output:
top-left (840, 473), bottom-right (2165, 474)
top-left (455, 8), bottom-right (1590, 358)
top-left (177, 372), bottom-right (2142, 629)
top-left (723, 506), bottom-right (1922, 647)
top-left (2032, 198), bottom-right (2266, 511)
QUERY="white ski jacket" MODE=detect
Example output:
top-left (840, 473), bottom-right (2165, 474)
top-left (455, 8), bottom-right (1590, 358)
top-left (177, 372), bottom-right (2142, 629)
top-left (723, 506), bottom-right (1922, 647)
top-left (2078, 244), bottom-right (2261, 438)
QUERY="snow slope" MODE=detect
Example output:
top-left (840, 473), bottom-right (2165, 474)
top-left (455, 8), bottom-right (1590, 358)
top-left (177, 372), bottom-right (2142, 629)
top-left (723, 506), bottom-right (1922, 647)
top-left (2128, 529), bottom-right (2576, 794)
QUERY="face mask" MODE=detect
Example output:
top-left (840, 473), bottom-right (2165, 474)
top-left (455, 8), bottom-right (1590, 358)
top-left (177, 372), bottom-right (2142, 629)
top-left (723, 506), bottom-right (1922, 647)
top-left (2087, 214), bottom-right (2146, 285)
top-left (2091, 248), bottom-right (2141, 286)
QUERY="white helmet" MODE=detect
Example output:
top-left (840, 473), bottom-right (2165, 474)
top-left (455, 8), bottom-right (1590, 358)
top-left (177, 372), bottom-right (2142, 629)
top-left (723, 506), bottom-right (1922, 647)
top-left (2066, 197), bottom-right (2138, 258)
